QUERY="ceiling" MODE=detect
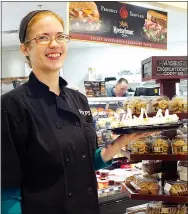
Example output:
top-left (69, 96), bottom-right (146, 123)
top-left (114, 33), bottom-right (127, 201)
top-left (1, 1), bottom-right (187, 49)
top-left (158, 2), bottom-right (187, 10)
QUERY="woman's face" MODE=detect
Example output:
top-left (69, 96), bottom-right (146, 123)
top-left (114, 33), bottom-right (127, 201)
top-left (24, 15), bottom-right (67, 73)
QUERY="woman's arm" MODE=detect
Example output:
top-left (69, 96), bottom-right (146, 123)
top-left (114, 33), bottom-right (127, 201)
top-left (94, 132), bottom-right (159, 170)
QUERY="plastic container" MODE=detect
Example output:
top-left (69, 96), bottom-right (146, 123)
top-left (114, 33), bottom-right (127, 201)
top-left (147, 202), bottom-right (187, 214)
top-left (128, 138), bottom-right (150, 154)
top-left (99, 169), bottom-right (110, 179)
top-left (151, 136), bottom-right (170, 154)
top-left (172, 135), bottom-right (187, 155)
top-left (161, 204), bottom-right (187, 214)
top-left (177, 161), bottom-right (188, 181)
top-left (164, 180), bottom-right (188, 196)
top-left (142, 160), bottom-right (162, 175)
top-left (97, 179), bottom-right (109, 190)
top-left (108, 176), bottom-right (115, 186)
top-left (147, 201), bottom-right (162, 213)
top-left (133, 175), bottom-right (160, 195)
top-left (170, 95), bottom-right (188, 113)
top-left (125, 175), bottom-right (136, 188)
top-left (151, 96), bottom-right (170, 113)
top-left (126, 204), bottom-right (148, 214)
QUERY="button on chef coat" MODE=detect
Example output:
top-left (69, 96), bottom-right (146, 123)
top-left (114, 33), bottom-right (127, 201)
top-left (1, 72), bottom-right (101, 214)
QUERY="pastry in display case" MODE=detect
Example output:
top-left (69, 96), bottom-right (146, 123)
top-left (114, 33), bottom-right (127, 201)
top-left (151, 96), bottom-right (170, 113)
top-left (147, 201), bottom-right (187, 214)
top-left (164, 180), bottom-right (188, 196)
top-left (126, 203), bottom-right (148, 214)
top-left (171, 134), bottom-right (187, 155)
top-left (170, 96), bottom-right (188, 113)
top-left (129, 175), bottom-right (160, 195)
top-left (128, 138), bottom-right (150, 154)
top-left (124, 97), bottom-right (150, 114)
top-left (151, 135), bottom-right (170, 154)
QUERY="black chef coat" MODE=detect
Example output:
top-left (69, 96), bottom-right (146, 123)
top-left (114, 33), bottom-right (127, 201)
top-left (1, 72), bottom-right (100, 214)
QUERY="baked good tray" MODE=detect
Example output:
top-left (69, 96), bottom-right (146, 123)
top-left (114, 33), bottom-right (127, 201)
top-left (107, 121), bottom-right (183, 134)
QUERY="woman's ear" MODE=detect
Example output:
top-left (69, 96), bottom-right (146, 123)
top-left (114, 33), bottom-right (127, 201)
top-left (20, 43), bottom-right (29, 56)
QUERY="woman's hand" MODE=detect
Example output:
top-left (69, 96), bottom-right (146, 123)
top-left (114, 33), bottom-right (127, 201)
top-left (100, 131), bottom-right (160, 162)
top-left (115, 131), bottom-right (160, 148)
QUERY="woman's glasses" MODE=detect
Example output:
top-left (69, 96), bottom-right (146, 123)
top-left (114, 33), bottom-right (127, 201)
top-left (25, 33), bottom-right (70, 45)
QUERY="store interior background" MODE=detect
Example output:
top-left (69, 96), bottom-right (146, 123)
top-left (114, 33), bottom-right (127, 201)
top-left (1, 2), bottom-right (187, 95)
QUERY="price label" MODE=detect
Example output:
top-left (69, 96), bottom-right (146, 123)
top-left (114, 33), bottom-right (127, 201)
top-left (161, 208), bottom-right (169, 213)
top-left (132, 147), bottom-right (139, 153)
top-left (182, 145), bottom-right (188, 152)
top-left (164, 183), bottom-right (172, 195)
top-left (154, 147), bottom-right (163, 152)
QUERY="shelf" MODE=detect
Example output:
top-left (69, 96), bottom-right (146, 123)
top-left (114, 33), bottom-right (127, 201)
top-left (121, 151), bottom-right (188, 161)
top-left (88, 97), bottom-right (127, 104)
top-left (1, 76), bottom-right (28, 83)
top-left (124, 185), bottom-right (188, 204)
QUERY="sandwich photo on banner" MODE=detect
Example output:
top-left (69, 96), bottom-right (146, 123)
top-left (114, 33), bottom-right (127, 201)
top-left (69, 2), bottom-right (101, 32)
top-left (142, 10), bottom-right (167, 44)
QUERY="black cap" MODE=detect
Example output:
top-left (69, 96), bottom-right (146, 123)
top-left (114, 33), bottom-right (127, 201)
top-left (19, 10), bottom-right (49, 43)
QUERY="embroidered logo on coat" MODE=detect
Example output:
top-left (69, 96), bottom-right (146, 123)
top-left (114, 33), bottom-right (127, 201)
top-left (78, 109), bottom-right (91, 116)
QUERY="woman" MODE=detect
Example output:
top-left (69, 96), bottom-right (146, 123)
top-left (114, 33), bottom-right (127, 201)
top-left (2, 10), bottom-right (155, 214)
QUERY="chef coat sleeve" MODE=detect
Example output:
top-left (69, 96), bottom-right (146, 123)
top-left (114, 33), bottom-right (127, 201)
top-left (1, 110), bottom-right (22, 188)
top-left (94, 148), bottom-right (112, 171)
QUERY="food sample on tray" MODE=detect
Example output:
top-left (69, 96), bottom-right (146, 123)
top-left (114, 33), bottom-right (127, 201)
top-left (151, 96), bottom-right (170, 113)
top-left (177, 161), bottom-right (188, 182)
top-left (128, 138), bottom-right (150, 154)
top-left (164, 180), bottom-right (188, 196)
top-left (171, 134), bottom-right (187, 155)
top-left (170, 96), bottom-right (188, 113)
top-left (147, 202), bottom-right (187, 214)
top-left (111, 108), bottom-right (179, 128)
top-left (151, 135), bottom-right (170, 154)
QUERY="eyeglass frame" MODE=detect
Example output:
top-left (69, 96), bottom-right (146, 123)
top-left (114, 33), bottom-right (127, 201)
top-left (24, 32), bottom-right (71, 45)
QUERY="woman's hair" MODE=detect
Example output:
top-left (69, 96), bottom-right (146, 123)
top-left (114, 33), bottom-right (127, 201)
top-left (19, 10), bottom-right (64, 67)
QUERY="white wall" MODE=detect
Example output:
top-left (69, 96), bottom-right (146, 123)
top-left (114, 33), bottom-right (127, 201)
top-left (63, 42), bottom-right (187, 93)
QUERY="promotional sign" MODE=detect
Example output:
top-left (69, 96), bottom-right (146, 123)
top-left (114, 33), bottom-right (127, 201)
top-left (69, 2), bottom-right (168, 49)
top-left (156, 60), bottom-right (187, 76)
top-left (141, 56), bottom-right (187, 81)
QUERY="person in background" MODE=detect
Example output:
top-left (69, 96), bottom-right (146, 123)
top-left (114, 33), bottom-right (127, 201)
top-left (107, 78), bottom-right (129, 97)
top-left (2, 10), bottom-right (157, 214)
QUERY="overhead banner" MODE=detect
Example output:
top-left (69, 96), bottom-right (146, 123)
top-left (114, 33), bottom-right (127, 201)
top-left (69, 2), bottom-right (168, 49)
